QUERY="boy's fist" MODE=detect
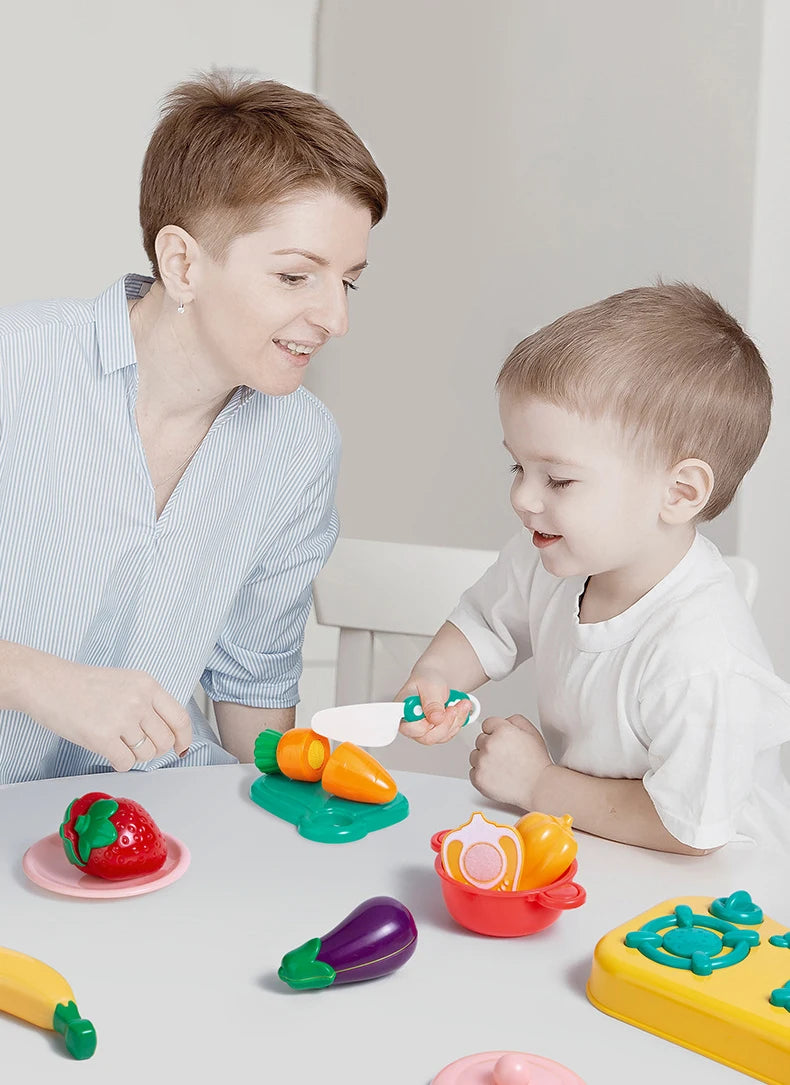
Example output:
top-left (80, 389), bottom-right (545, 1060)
top-left (469, 714), bottom-right (552, 809)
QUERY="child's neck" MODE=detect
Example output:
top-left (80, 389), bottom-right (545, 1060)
top-left (579, 527), bottom-right (696, 624)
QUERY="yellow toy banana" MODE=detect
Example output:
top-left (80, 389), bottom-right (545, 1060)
top-left (0, 945), bottom-right (96, 1058)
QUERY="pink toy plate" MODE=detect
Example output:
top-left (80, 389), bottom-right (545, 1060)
top-left (22, 832), bottom-right (190, 899)
top-left (432, 1051), bottom-right (586, 1085)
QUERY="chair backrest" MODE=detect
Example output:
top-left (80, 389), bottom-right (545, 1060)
top-left (312, 537), bottom-right (758, 706)
top-left (312, 537), bottom-right (498, 706)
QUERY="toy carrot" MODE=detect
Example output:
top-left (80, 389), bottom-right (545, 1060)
top-left (321, 743), bottom-right (397, 805)
top-left (254, 729), bottom-right (331, 783)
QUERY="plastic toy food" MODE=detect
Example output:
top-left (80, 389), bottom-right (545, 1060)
top-left (254, 728), bottom-right (330, 782)
top-left (514, 812), bottom-right (577, 891)
top-left (441, 812), bottom-right (524, 891)
top-left (278, 896), bottom-right (417, 990)
top-left (59, 792), bottom-right (167, 880)
top-left (255, 728), bottom-right (397, 805)
top-left (320, 742), bottom-right (397, 804)
top-left (431, 830), bottom-right (586, 937)
top-left (432, 1050), bottom-right (586, 1084)
top-left (0, 945), bottom-right (96, 1059)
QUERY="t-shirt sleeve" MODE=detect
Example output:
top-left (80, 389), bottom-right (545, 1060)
top-left (638, 668), bottom-right (790, 850)
top-left (447, 528), bottom-right (538, 681)
top-left (201, 429), bottom-right (340, 708)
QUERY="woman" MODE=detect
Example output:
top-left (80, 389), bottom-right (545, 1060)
top-left (0, 72), bottom-right (387, 783)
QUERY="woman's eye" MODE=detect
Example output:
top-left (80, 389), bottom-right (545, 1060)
top-left (343, 280), bottom-right (359, 293)
top-left (278, 274), bottom-right (308, 286)
top-left (547, 477), bottom-right (573, 490)
top-left (509, 463), bottom-right (522, 475)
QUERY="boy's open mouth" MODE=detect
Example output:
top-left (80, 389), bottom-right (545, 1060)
top-left (532, 530), bottom-right (562, 549)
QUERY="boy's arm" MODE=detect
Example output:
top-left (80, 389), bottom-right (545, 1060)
top-left (471, 714), bottom-right (718, 856)
top-left (532, 765), bottom-right (716, 856)
top-left (396, 621), bottom-right (490, 745)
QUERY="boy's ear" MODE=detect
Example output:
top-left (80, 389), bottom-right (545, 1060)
top-left (661, 459), bottom-right (714, 524)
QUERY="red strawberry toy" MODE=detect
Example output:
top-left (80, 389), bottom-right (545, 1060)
top-left (59, 792), bottom-right (168, 880)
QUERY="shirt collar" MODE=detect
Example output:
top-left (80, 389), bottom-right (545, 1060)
top-left (94, 273), bottom-right (152, 375)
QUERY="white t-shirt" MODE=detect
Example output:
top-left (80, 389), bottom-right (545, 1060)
top-left (449, 530), bottom-right (790, 852)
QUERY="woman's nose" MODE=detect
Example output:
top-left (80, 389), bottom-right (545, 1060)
top-left (309, 284), bottom-right (349, 338)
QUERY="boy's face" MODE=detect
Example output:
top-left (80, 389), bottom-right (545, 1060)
top-left (500, 395), bottom-right (671, 579)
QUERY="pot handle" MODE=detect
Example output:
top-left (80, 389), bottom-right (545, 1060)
top-left (430, 830), bottom-right (447, 853)
top-left (536, 881), bottom-right (586, 910)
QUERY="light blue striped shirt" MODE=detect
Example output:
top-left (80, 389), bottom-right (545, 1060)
top-left (0, 274), bottom-right (340, 783)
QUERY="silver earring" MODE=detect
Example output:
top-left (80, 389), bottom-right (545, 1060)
top-left (177, 301), bottom-right (185, 314)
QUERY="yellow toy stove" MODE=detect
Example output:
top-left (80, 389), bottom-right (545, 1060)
top-left (587, 890), bottom-right (790, 1084)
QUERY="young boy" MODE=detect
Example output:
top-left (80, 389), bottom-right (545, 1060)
top-left (398, 284), bottom-right (790, 856)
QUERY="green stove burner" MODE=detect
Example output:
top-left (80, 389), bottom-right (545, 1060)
top-left (624, 902), bottom-right (760, 975)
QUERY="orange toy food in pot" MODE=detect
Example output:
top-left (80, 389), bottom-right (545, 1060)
top-left (441, 812), bottom-right (524, 892)
top-left (514, 812), bottom-right (577, 891)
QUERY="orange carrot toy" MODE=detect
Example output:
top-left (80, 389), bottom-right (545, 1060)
top-left (254, 729), bottom-right (330, 783)
top-left (321, 743), bottom-right (398, 805)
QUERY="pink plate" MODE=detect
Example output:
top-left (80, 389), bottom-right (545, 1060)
top-left (432, 1051), bottom-right (586, 1085)
top-left (22, 832), bottom-right (190, 899)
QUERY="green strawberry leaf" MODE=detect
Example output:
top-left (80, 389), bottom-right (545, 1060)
top-left (74, 798), bottom-right (119, 862)
top-left (277, 937), bottom-right (336, 990)
top-left (59, 824), bottom-right (84, 868)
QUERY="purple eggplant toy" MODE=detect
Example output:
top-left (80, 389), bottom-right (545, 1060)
top-left (278, 896), bottom-right (418, 990)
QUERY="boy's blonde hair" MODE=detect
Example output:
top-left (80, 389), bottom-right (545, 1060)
top-left (496, 283), bottom-right (771, 520)
top-left (140, 70), bottom-right (388, 278)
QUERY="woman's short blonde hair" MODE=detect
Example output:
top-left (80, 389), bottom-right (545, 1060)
top-left (496, 283), bottom-right (771, 521)
top-left (140, 70), bottom-right (388, 277)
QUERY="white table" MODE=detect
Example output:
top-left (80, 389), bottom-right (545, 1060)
top-left (1, 764), bottom-right (787, 1083)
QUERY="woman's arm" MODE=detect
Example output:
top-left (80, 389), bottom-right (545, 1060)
top-left (213, 702), bottom-right (295, 763)
top-left (0, 640), bottom-right (192, 770)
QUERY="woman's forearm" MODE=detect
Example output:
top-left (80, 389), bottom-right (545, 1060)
top-left (0, 640), bottom-right (57, 715)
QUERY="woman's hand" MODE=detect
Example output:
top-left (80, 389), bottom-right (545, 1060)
top-left (21, 655), bottom-right (192, 771)
top-left (396, 669), bottom-right (472, 745)
top-left (469, 714), bottom-right (552, 809)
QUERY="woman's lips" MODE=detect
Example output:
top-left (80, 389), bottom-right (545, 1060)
top-left (274, 340), bottom-right (313, 367)
top-left (532, 530), bottom-right (562, 549)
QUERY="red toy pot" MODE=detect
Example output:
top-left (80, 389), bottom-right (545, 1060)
top-left (430, 830), bottom-right (586, 937)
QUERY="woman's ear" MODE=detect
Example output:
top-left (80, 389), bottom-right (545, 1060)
top-left (661, 459), bottom-right (715, 524)
top-left (155, 225), bottom-right (199, 308)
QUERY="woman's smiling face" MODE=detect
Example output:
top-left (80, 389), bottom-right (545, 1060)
top-left (187, 190), bottom-right (372, 396)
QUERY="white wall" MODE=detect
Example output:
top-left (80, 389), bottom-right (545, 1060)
top-left (0, 0), bottom-right (319, 304)
top-left (312, 0), bottom-right (762, 563)
top-left (742, 0), bottom-right (790, 683)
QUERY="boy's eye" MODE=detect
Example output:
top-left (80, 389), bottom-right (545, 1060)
top-left (343, 280), bottom-right (359, 293)
top-left (509, 463), bottom-right (522, 475)
top-left (547, 477), bottom-right (573, 490)
top-left (278, 274), bottom-right (308, 286)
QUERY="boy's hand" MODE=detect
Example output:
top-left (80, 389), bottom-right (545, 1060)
top-left (469, 714), bottom-right (552, 809)
top-left (396, 671), bottom-right (472, 745)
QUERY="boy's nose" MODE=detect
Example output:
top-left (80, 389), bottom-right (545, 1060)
top-left (511, 478), bottom-right (545, 516)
